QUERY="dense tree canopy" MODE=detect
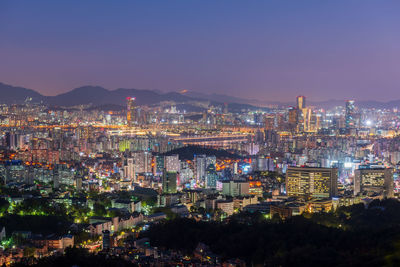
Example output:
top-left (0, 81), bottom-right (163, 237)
top-left (142, 199), bottom-right (400, 266)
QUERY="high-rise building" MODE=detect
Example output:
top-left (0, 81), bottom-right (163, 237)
top-left (286, 167), bottom-right (338, 198)
top-left (126, 97), bottom-right (135, 127)
top-left (153, 155), bottom-right (165, 176)
top-left (132, 151), bottom-right (152, 174)
top-left (195, 155), bottom-right (216, 187)
top-left (288, 107), bottom-right (298, 131)
top-left (195, 155), bottom-right (207, 184)
top-left (296, 95), bottom-right (306, 110)
top-left (295, 96), bottom-right (308, 132)
top-left (165, 154), bottom-right (180, 172)
top-left (354, 166), bottom-right (393, 197)
top-left (205, 164), bottom-right (218, 189)
top-left (345, 100), bottom-right (355, 130)
top-left (124, 158), bottom-right (135, 180)
top-left (162, 170), bottom-right (177, 194)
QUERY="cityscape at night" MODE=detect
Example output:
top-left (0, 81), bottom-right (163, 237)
top-left (1, 1), bottom-right (400, 266)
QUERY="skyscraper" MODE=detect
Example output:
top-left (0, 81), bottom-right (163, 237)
top-left (126, 97), bottom-right (135, 127)
top-left (345, 100), bottom-right (355, 130)
top-left (286, 167), bottom-right (338, 198)
top-left (296, 96), bottom-right (307, 132)
top-left (288, 107), bottom-right (298, 130)
top-left (195, 155), bottom-right (207, 184)
top-left (162, 170), bottom-right (177, 194)
top-left (206, 163), bottom-right (218, 189)
top-left (296, 95), bottom-right (306, 110)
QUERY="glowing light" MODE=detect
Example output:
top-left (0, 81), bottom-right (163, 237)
top-left (366, 120), bottom-right (372, 126)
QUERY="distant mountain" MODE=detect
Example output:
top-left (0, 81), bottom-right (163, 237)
top-left (0, 82), bottom-right (45, 103)
top-left (185, 91), bottom-right (251, 104)
top-left (1, 82), bottom-right (398, 110)
top-left (0, 82), bottom-right (268, 111)
top-left (45, 86), bottom-right (196, 106)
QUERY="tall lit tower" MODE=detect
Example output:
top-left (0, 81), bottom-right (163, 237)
top-left (296, 96), bottom-right (306, 110)
top-left (126, 97), bottom-right (135, 127)
top-left (296, 96), bottom-right (306, 132)
top-left (345, 100), bottom-right (355, 129)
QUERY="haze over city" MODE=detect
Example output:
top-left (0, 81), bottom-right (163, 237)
top-left (1, 0), bottom-right (400, 101)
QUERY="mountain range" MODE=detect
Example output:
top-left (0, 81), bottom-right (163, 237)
top-left (0, 82), bottom-right (399, 110)
top-left (0, 82), bottom-right (268, 113)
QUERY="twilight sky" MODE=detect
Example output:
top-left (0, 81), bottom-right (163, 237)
top-left (1, 0), bottom-right (400, 102)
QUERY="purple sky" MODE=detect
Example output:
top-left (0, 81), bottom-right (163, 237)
top-left (1, 0), bottom-right (400, 101)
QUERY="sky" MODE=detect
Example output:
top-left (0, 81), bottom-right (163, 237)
top-left (1, 0), bottom-right (400, 102)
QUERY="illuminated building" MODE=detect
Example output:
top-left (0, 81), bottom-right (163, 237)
top-left (264, 114), bottom-right (275, 130)
top-left (288, 107), bottom-right (298, 131)
top-left (216, 199), bottom-right (234, 216)
top-left (307, 199), bottom-right (333, 213)
top-left (132, 151), bottom-right (152, 174)
top-left (195, 155), bottom-right (216, 186)
top-left (126, 97), bottom-right (135, 127)
top-left (345, 100), bottom-right (355, 130)
top-left (205, 164), bottom-right (218, 189)
top-left (222, 180), bottom-right (250, 197)
top-left (165, 154), bottom-right (180, 172)
top-left (270, 204), bottom-right (292, 219)
top-left (286, 167), bottom-right (338, 198)
top-left (124, 158), bottom-right (135, 181)
top-left (354, 166), bottom-right (393, 197)
top-left (296, 95), bottom-right (306, 110)
top-left (153, 155), bottom-right (165, 176)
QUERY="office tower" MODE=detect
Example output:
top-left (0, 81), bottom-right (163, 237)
top-left (295, 96), bottom-right (307, 132)
top-left (253, 157), bottom-right (275, 172)
top-left (345, 100), bottom-right (355, 129)
top-left (5, 132), bottom-right (19, 150)
top-left (205, 164), bottom-right (218, 189)
top-left (354, 166), bottom-right (393, 197)
top-left (126, 97), bottom-right (135, 127)
top-left (286, 167), bottom-right (338, 198)
top-left (302, 108), bottom-right (312, 132)
top-left (288, 107), bottom-right (298, 131)
top-left (195, 155), bottom-right (216, 187)
top-left (162, 170), bottom-right (177, 194)
top-left (297, 95), bottom-right (306, 110)
top-left (264, 114), bottom-right (276, 130)
top-left (195, 155), bottom-right (207, 184)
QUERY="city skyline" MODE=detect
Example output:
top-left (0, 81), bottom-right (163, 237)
top-left (2, 2), bottom-right (400, 265)
top-left (1, 1), bottom-right (400, 101)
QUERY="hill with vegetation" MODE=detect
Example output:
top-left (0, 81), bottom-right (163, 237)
top-left (163, 145), bottom-right (241, 160)
top-left (142, 199), bottom-right (400, 266)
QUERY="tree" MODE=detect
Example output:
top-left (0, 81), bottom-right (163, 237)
top-left (0, 198), bottom-right (9, 214)
top-left (23, 247), bottom-right (36, 257)
top-left (93, 203), bottom-right (106, 217)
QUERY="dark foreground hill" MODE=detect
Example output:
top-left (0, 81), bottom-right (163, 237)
top-left (142, 198), bottom-right (400, 267)
top-left (163, 145), bottom-right (241, 160)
